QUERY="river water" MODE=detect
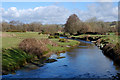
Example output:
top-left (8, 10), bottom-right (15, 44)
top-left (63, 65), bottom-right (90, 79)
top-left (2, 40), bottom-right (120, 78)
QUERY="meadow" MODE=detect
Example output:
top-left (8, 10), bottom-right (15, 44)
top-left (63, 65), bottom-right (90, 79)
top-left (2, 32), bottom-right (47, 48)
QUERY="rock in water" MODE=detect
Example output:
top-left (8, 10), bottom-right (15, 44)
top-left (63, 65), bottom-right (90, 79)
top-left (45, 59), bottom-right (57, 63)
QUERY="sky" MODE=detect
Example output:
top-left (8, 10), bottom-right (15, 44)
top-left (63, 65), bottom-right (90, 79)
top-left (1, 2), bottom-right (118, 24)
top-left (1, 0), bottom-right (119, 2)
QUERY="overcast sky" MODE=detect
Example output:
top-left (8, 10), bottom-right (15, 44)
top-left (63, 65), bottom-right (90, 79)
top-left (1, 2), bottom-right (118, 24)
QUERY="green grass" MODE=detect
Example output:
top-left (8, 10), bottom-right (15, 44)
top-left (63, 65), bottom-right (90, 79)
top-left (2, 37), bottom-right (22, 48)
top-left (100, 35), bottom-right (119, 44)
top-left (47, 44), bottom-right (67, 52)
top-left (109, 32), bottom-right (115, 35)
top-left (2, 48), bottom-right (34, 73)
top-left (47, 39), bottom-right (80, 52)
top-left (51, 39), bottom-right (79, 46)
top-left (2, 32), bottom-right (48, 48)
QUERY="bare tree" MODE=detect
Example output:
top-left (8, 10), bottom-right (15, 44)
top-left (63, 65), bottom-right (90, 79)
top-left (85, 17), bottom-right (110, 34)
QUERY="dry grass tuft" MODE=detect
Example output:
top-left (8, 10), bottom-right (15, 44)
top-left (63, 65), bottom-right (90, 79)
top-left (19, 38), bottom-right (49, 58)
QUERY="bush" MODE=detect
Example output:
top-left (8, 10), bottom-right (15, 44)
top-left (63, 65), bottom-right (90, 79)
top-left (59, 38), bottom-right (67, 42)
top-left (42, 32), bottom-right (49, 34)
top-left (6, 30), bottom-right (26, 32)
top-left (105, 38), bottom-right (110, 41)
top-left (48, 36), bottom-right (54, 39)
top-left (54, 33), bottom-right (60, 36)
top-left (38, 32), bottom-right (42, 35)
top-left (19, 38), bottom-right (49, 59)
top-left (54, 35), bottom-right (60, 38)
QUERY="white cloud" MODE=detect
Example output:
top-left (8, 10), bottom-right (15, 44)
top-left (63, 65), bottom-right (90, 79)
top-left (2, 6), bottom-right (72, 24)
top-left (1, 3), bottom-right (118, 24)
top-left (76, 2), bottom-right (118, 22)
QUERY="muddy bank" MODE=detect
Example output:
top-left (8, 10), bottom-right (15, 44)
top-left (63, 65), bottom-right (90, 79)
top-left (67, 35), bottom-right (120, 66)
top-left (70, 36), bottom-right (102, 41)
top-left (95, 39), bottom-right (120, 65)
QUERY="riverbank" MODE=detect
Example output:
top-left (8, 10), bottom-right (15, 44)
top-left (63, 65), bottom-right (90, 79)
top-left (95, 37), bottom-right (120, 65)
top-left (2, 32), bottom-right (80, 75)
top-left (64, 34), bottom-right (120, 65)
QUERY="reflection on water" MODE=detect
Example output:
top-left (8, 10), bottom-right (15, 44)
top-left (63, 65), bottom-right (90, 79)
top-left (2, 40), bottom-right (120, 78)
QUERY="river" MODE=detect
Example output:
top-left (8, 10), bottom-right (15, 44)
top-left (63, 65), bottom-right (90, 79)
top-left (2, 39), bottom-right (120, 78)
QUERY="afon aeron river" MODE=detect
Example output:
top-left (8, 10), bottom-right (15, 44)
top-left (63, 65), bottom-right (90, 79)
top-left (2, 38), bottom-right (120, 78)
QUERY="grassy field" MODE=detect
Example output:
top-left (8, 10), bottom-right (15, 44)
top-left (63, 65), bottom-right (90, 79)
top-left (2, 32), bottom-right (48, 48)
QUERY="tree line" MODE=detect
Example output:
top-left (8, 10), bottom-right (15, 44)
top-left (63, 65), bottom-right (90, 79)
top-left (1, 21), bottom-right (63, 34)
top-left (1, 14), bottom-right (118, 35)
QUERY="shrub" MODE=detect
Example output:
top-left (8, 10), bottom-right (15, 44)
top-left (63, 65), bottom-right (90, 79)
top-left (6, 30), bottom-right (26, 32)
top-left (38, 32), bottom-right (42, 35)
top-left (38, 33), bottom-right (41, 35)
top-left (105, 38), bottom-right (110, 41)
top-left (43, 32), bottom-right (49, 34)
top-left (48, 36), bottom-right (54, 39)
top-left (19, 38), bottom-right (49, 59)
top-left (54, 33), bottom-right (60, 36)
top-left (59, 38), bottom-right (67, 42)
top-left (115, 32), bottom-right (119, 35)
top-left (54, 35), bottom-right (60, 38)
